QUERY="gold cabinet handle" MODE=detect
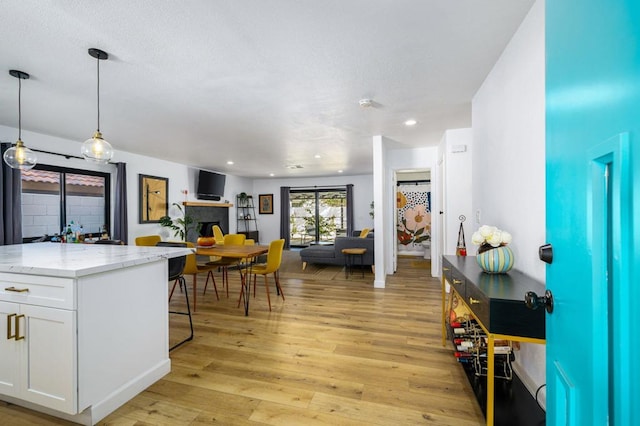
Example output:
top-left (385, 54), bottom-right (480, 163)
top-left (15, 314), bottom-right (25, 341)
top-left (469, 297), bottom-right (481, 305)
top-left (443, 267), bottom-right (450, 271)
top-left (4, 286), bottom-right (29, 293)
top-left (7, 313), bottom-right (16, 340)
top-left (453, 279), bottom-right (462, 285)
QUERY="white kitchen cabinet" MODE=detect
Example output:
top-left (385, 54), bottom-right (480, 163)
top-left (0, 300), bottom-right (76, 413)
top-left (0, 243), bottom-right (190, 425)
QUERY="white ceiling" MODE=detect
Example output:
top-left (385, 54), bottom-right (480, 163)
top-left (0, 0), bottom-right (534, 178)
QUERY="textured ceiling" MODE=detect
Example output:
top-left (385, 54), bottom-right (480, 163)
top-left (0, 0), bottom-right (535, 178)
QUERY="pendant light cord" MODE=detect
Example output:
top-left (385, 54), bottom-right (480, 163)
top-left (96, 55), bottom-right (101, 132)
top-left (18, 76), bottom-right (22, 140)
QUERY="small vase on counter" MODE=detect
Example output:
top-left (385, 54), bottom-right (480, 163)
top-left (471, 225), bottom-right (514, 274)
top-left (476, 244), bottom-right (514, 274)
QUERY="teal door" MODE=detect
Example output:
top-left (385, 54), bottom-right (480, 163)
top-left (546, 1), bottom-right (639, 424)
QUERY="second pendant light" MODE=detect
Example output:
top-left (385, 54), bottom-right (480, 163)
top-left (81, 48), bottom-right (114, 164)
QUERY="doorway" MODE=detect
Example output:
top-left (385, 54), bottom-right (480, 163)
top-left (395, 170), bottom-right (432, 260)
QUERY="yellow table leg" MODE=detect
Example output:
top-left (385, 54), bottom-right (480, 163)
top-left (487, 334), bottom-right (495, 426)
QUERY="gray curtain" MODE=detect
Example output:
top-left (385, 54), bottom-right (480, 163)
top-left (0, 143), bottom-right (23, 245)
top-left (112, 162), bottom-right (128, 244)
top-left (279, 186), bottom-right (290, 249)
top-left (346, 184), bottom-right (354, 237)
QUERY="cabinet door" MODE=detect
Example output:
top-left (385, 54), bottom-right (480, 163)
top-left (20, 304), bottom-right (77, 414)
top-left (0, 301), bottom-right (20, 397)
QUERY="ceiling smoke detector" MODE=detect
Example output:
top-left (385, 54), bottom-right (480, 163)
top-left (359, 98), bottom-right (373, 108)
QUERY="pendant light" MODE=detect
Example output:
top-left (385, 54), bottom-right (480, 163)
top-left (3, 70), bottom-right (37, 170)
top-left (81, 48), bottom-right (114, 163)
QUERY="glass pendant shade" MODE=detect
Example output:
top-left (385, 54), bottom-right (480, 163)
top-left (3, 139), bottom-right (37, 170)
top-left (84, 48), bottom-right (113, 163)
top-left (81, 131), bottom-right (113, 163)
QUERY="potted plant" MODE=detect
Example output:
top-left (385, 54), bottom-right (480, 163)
top-left (238, 192), bottom-right (249, 206)
top-left (159, 203), bottom-right (195, 241)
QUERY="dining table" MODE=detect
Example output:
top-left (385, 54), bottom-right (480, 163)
top-left (195, 244), bottom-right (269, 316)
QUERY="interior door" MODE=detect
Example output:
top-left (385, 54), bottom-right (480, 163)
top-left (546, 1), bottom-right (639, 424)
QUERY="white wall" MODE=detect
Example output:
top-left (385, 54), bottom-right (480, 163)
top-left (439, 128), bottom-right (473, 257)
top-left (372, 135), bottom-right (389, 288)
top-left (0, 125), bottom-right (254, 242)
top-left (251, 174), bottom-right (373, 245)
top-left (1, 125), bottom-right (372, 246)
top-left (472, 0), bottom-right (546, 406)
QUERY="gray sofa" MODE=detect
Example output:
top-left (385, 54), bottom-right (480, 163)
top-left (300, 232), bottom-right (374, 271)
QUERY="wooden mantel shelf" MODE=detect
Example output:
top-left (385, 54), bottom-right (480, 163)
top-left (182, 201), bottom-right (233, 207)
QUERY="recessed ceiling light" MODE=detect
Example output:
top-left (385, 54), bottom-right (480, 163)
top-left (227, 160), bottom-right (234, 165)
top-left (338, 170), bottom-right (343, 173)
top-left (269, 173), bottom-right (275, 177)
top-left (314, 154), bottom-right (321, 159)
top-left (404, 119), bottom-right (417, 126)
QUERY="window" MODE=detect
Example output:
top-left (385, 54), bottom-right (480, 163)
top-left (21, 165), bottom-right (111, 241)
top-left (289, 189), bottom-right (347, 246)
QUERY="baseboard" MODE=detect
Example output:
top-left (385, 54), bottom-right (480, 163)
top-left (512, 362), bottom-right (546, 411)
top-left (0, 359), bottom-right (171, 425)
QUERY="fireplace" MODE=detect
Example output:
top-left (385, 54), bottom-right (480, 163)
top-left (198, 221), bottom-right (221, 237)
top-left (183, 203), bottom-right (229, 245)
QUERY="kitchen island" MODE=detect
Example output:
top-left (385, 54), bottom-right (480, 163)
top-left (0, 242), bottom-right (190, 425)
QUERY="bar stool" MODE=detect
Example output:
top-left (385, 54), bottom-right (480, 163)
top-left (157, 242), bottom-right (193, 351)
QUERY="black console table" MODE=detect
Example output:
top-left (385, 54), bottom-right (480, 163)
top-left (441, 255), bottom-right (546, 426)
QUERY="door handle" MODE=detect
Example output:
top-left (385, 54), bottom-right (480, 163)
top-left (525, 290), bottom-right (554, 313)
top-left (538, 244), bottom-right (553, 264)
top-left (15, 314), bottom-right (25, 340)
top-left (7, 314), bottom-right (16, 340)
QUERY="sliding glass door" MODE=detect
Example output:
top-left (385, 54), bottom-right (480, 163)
top-left (289, 189), bottom-right (347, 247)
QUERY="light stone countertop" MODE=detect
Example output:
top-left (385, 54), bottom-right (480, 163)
top-left (0, 242), bottom-right (192, 278)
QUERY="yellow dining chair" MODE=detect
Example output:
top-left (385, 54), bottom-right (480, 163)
top-left (212, 225), bottom-right (225, 245)
top-left (359, 228), bottom-right (371, 238)
top-left (240, 239), bottom-right (285, 311)
top-left (171, 242), bottom-right (218, 312)
top-left (135, 235), bottom-right (162, 246)
top-left (204, 233), bottom-right (246, 298)
top-left (207, 225), bottom-right (226, 264)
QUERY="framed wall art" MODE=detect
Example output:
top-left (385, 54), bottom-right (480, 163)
top-left (139, 174), bottom-right (168, 223)
top-left (259, 194), bottom-right (273, 214)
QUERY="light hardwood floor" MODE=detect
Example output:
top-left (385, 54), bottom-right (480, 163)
top-left (0, 255), bottom-right (484, 425)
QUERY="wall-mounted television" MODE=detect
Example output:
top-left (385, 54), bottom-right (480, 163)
top-left (196, 170), bottom-right (226, 201)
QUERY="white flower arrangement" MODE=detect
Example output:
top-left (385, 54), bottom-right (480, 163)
top-left (471, 225), bottom-right (512, 249)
